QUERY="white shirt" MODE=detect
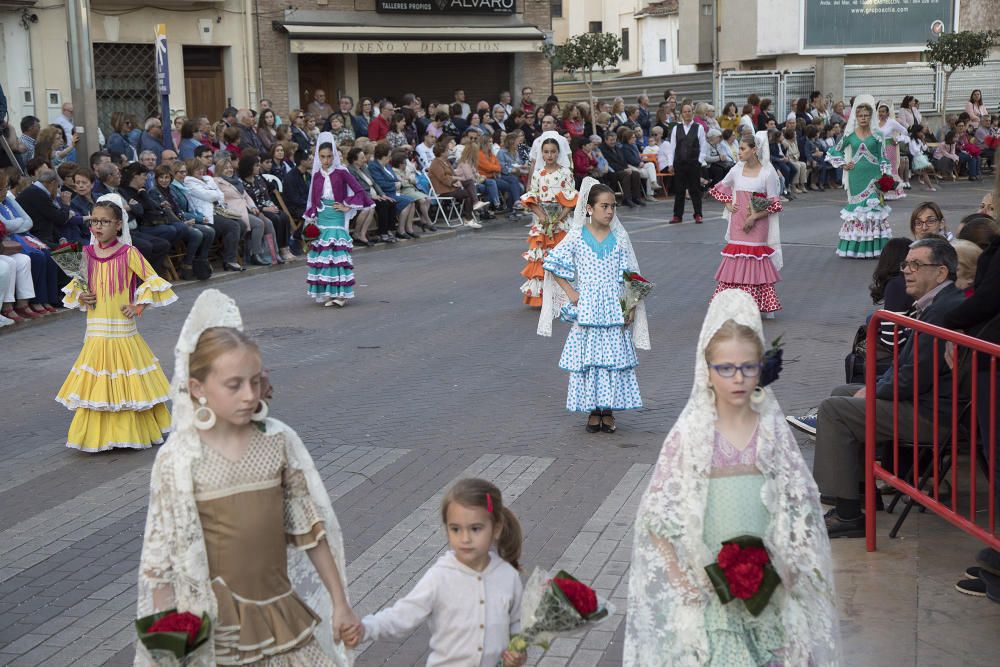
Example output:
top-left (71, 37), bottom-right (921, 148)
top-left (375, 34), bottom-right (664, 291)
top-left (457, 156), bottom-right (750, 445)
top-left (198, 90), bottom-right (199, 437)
top-left (417, 142), bottom-right (436, 170)
top-left (54, 113), bottom-right (75, 143)
top-left (319, 166), bottom-right (334, 200)
top-left (664, 122), bottom-right (708, 168)
top-left (362, 551), bottom-right (523, 667)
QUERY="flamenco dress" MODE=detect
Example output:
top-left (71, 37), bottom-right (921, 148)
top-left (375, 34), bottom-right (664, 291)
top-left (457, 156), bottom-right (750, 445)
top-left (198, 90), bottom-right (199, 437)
top-left (519, 166), bottom-right (577, 307)
top-left (57, 243), bottom-right (175, 452)
top-left (708, 174), bottom-right (782, 313)
top-left (543, 226), bottom-right (642, 412)
top-left (825, 133), bottom-right (892, 258)
top-left (305, 168), bottom-right (372, 303)
top-left (703, 427), bottom-right (785, 665)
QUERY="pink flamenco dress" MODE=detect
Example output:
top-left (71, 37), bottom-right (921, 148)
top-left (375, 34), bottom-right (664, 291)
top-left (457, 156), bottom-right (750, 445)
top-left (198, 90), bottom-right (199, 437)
top-left (708, 167), bottom-right (783, 314)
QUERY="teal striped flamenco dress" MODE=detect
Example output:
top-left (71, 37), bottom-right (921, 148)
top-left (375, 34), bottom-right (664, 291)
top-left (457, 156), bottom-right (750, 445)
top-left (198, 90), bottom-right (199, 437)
top-left (304, 165), bottom-right (374, 303)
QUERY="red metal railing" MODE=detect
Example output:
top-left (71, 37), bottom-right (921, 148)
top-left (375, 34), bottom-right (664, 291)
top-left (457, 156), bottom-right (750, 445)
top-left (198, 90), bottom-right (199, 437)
top-left (865, 311), bottom-right (999, 552)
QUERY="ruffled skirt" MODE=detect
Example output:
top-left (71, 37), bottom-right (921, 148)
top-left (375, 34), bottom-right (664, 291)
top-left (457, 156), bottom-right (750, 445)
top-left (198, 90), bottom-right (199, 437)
top-left (560, 324), bottom-right (641, 412)
top-left (307, 205), bottom-right (355, 301)
top-left (714, 244), bottom-right (781, 313)
top-left (56, 328), bottom-right (171, 452)
top-left (837, 202), bottom-right (891, 258)
top-left (520, 205), bottom-right (567, 307)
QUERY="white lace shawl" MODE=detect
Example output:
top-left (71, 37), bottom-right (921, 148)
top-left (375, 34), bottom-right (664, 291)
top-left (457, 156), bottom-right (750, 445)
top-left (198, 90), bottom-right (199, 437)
top-left (536, 177), bottom-right (650, 350)
top-left (134, 289), bottom-right (351, 666)
top-left (624, 289), bottom-right (840, 666)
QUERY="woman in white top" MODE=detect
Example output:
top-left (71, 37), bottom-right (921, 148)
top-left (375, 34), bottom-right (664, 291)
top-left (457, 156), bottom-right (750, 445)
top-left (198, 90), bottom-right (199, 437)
top-left (907, 125), bottom-right (937, 191)
top-left (875, 101), bottom-right (911, 195)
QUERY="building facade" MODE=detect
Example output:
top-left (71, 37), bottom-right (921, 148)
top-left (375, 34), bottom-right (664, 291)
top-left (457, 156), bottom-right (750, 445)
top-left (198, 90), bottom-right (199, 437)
top-left (255, 0), bottom-right (552, 116)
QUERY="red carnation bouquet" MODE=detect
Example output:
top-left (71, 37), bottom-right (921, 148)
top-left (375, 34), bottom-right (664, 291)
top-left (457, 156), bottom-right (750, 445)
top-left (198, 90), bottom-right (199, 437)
top-left (704, 535), bottom-right (781, 616)
top-left (620, 270), bottom-right (654, 318)
top-left (502, 569), bottom-right (610, 663)
top-left (750, 191), bottom-right (771, 213)
top-left (135, 609), bottom-right (212, 665)
top-left (302, 222), bottom-right (321, 242)
top-left (875, 174), bottom-right (897, 205)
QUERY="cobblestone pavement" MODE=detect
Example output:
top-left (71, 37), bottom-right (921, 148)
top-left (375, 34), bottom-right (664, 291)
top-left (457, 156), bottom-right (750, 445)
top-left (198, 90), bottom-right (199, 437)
top-left (1, 181), bottom-right (998, 666)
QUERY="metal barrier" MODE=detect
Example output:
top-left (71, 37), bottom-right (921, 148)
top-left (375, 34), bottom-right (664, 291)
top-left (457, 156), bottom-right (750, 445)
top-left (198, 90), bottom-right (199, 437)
top-left (719, 69), bottom-right (816, 120)
top-left (864, 311), bottom-right (999, 552)
top-left (845, 61), bottom-right (1000, 114)
top-left (553, 71), bottom-right (713, 106)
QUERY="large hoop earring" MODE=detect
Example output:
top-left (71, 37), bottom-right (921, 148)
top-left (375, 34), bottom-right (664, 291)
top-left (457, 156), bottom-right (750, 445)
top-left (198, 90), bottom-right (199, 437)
top-left (193, 396), bottom-right (216, 431)
top-left (750, 387), bottom-right (766, 405)
top-left (250, 399), bottom-right (269, 422)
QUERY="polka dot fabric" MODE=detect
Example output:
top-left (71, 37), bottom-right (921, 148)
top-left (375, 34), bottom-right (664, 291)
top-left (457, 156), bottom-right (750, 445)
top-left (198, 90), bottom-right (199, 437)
top-left (544, 228), bottom-right (643, 413)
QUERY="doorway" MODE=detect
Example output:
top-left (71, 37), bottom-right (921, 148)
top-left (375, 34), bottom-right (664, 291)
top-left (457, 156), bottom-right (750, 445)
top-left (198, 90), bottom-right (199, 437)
top-left (183, 47), bottom-right (226, 120)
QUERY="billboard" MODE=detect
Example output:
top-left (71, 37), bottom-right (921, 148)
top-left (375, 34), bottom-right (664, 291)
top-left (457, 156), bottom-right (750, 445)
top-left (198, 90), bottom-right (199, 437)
top-left (376, 0), bottom-right (516, 15)
top-left (801, 0), bottom-right (955, 53)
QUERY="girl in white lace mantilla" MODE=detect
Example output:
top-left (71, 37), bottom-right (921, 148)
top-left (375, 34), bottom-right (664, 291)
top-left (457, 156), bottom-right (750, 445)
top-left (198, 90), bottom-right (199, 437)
top-left (625, 289), bottom-right (840, 666)
top-left (135, 290), bottom-right (358, 666)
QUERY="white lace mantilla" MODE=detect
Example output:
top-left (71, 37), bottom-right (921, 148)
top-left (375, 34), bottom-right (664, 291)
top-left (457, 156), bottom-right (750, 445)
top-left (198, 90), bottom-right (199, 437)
top-left (623, 289), bottom-right (841, 666)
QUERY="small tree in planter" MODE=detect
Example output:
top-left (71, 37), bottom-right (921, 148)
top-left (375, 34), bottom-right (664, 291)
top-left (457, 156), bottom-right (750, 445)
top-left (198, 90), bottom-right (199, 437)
top-left (925, 30), bottom-right (999, 113)
top-left (543, 32), bottom-right (623, 111)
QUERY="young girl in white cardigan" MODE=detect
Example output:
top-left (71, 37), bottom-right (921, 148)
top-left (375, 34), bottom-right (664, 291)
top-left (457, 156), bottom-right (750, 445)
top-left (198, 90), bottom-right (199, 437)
top-left (343, 478), bottom-right (527, 667)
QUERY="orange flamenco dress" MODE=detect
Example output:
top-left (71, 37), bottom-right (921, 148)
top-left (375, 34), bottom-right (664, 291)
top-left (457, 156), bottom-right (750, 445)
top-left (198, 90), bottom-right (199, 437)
top-left (519, 165), bottom-right (578, 307)
top-left (56, 243), bottom-right (176, 452)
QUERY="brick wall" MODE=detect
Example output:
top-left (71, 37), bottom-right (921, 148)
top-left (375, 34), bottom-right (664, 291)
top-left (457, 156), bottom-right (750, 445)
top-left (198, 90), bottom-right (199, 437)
top-left (255, 0), bottom-right (553, 114)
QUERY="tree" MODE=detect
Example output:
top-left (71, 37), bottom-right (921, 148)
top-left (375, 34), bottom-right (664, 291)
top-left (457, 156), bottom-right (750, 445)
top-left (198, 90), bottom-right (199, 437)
top-left (543, 32), bottom-right (623, 110)
top-left (925, 30), bottom-right (999, 113)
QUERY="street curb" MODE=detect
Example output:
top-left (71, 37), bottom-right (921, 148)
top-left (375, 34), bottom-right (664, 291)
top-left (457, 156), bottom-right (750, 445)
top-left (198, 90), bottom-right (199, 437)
top-left (0, 213), bottom-right (526, 335)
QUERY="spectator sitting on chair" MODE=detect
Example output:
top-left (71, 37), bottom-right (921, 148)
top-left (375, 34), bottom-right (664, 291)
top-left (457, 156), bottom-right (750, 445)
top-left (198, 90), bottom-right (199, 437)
top-left (620, 127), bottom-right (658, 200)
top-left (236, 109), bottom-right (264, 153)
top-left (150, 164), bottom-right (215, 280)
top-left (178, 119), bottom-right (202, 160)
top-left (601, 131), bottom-right (645, 209)
top-left (427, 139), bottom-right (482, 228)
top-left (119, 162), bottom-right (181, 266)
top-left (15, 167), bottom-right (71, 247)
top-left (19, 116), bottom-right (40, 161)
top-left (477, 132), bottom-right (522, 216)
top-left (791, 238), bottom-right (966, 538)
top-left (703, 128), bottom-right (733, 188)
top-left (282, 149), bottom-right (311, 222)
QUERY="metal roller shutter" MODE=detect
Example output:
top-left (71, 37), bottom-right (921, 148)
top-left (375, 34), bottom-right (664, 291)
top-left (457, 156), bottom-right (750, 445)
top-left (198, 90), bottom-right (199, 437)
top-left (358, 54), bottom-right (512, 107)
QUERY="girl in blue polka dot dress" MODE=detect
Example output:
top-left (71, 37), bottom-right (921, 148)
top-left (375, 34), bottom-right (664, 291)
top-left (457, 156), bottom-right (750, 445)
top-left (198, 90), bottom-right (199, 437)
top-left (538, 177), bottom-right (651, 433)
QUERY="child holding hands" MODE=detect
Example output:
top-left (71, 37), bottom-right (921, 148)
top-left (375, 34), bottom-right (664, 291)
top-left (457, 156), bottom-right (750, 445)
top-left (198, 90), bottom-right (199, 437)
top-left (342, 478), bottom-right (527, 667)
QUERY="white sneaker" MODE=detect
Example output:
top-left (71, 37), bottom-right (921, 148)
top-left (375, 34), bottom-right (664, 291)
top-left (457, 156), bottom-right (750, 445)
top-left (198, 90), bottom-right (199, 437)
top-left (472, 201), bottom-right (489, 211)
top-left (465, 219), bottom-right (483, 229)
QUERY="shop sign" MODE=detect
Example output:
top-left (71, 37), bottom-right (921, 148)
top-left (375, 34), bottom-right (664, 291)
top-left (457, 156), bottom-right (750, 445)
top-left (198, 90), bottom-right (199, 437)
top-left (290, 39), bottom-right (541, 54)
top-left (376, 0), bottom-right (516, 15)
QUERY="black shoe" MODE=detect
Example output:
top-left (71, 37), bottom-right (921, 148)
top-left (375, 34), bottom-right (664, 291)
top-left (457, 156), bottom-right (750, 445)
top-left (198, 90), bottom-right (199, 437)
top-left (981, 570), bottom-right (1000, 603)
top-left (976, 548), bottom-right (1000, 577)
top-left (965, 566), bottom-right (983, 579)
top-left (621, 200), bottom-right (635, 208)
top-left (481, 211), bottom-right (496, 220)
top-left (600, 410), bottom-right (617, 433)
top-left (409, 231), bottom-right (422, 239)
top-left (823, 508), bottom-right (865, 538)
top-left (585, 410), bottom-right (602, 433)
top-left (955, 578), bottom-right (987, 597)
top-left (634, 198), bottom-right (647, 207)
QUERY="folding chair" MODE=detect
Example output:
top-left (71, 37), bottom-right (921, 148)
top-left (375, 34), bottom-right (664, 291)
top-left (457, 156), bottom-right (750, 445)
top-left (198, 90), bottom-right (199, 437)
top-left (643, 154), bottom-right (673, 199)
top-left (425, 177), bottom-right (464, 228)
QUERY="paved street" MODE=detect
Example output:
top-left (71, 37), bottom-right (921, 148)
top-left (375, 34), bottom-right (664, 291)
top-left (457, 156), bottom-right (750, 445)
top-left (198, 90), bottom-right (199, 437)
top-left (1, 180), bottom-right (998, 666)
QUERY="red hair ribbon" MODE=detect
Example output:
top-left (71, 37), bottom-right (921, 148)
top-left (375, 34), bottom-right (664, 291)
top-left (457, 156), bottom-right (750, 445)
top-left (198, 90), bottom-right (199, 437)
top-left (486, 493), bottom-right (493, 513)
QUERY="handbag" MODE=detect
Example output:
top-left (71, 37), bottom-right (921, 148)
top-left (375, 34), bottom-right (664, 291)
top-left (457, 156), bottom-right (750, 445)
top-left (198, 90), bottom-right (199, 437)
top-left (844, 323), bottom-right (895, 384)
top-left (213, 205), bottom-right (242, 220)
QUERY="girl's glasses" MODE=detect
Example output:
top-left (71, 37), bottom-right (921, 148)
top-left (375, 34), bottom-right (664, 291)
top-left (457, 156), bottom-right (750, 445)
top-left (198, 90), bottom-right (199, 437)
top-left (709, 363), bottom-right (762, 378)
top-left (89, 219), bottom-right (116, 228)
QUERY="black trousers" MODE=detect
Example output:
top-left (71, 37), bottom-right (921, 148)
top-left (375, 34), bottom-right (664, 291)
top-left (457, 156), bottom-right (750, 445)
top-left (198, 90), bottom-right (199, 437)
top-left (604, 170), bottom-right (642, 203)
top-left (131, 231), bottom-right (171, 274)
top-left (672, 160), bottom-right (702, 218)
top-left (261, 210), bottom-right (291, 248)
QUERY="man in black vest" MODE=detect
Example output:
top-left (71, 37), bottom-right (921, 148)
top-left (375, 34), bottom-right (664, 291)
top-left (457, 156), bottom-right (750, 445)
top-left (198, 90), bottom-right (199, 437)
top-left (665, 103), bottom-right (709, 223)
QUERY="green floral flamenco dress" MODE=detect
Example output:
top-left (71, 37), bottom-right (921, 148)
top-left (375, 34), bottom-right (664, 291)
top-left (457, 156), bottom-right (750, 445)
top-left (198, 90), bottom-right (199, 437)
top-left (825, 131), bottom-right (892, 258)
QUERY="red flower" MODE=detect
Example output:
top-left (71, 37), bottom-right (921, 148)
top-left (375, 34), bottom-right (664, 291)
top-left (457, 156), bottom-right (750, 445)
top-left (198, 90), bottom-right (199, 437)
top-left (623, 270), bottom-right (650, 284)
top-left (148, 611), bottom-right (202, 647)
top-left (716, 543), bottom-right (770, 599)
top-left (303, 223), bottom-right (320, 241)
top-left (752, 191), bottom-right (767, 199)
top-left (876, 175), bottom-right (896, 193)
top-left (553, 577), bottom-right (598, 616)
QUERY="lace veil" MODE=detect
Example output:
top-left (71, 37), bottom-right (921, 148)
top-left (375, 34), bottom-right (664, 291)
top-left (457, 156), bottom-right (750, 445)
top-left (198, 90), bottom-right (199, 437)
top-left (528, 130), bottom-right (572, 173)
top-left (842, 93), bottom-right (876, 140)
top-left (92, 193), bottom-right (133, 245)
top-left (536, 176), bottom-right (650, 350)
top-left (624, 289), bottom-right (840, 666)
top-left (135, 289), bottom-right (352, 666)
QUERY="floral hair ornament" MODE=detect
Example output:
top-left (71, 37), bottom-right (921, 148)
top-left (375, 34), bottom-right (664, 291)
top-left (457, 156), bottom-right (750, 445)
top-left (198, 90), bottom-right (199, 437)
top-left (486, 493), bottom-right (494, 514)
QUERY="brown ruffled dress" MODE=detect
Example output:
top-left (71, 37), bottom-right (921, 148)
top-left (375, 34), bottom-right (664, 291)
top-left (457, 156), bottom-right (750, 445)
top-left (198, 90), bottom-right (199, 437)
top-left (193, 430), bottom-right (337, 666)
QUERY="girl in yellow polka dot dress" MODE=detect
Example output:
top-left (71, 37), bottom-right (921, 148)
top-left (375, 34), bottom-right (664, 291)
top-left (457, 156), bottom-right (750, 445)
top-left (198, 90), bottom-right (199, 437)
top-left (56, 197), bottom-right (177, 452)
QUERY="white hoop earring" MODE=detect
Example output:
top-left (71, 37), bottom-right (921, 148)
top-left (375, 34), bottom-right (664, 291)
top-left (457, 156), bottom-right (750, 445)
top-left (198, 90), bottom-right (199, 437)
top-left (750, 387), bottom-right (766, 404)
top-left (193, 396), bottom-right (216, 430)
top-left (251, 399), bottom-right (269, 422)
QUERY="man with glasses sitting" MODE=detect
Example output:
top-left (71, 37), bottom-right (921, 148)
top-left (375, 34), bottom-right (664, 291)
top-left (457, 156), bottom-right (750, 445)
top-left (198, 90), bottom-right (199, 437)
top-left (795, 238), bottom-right (966, 538)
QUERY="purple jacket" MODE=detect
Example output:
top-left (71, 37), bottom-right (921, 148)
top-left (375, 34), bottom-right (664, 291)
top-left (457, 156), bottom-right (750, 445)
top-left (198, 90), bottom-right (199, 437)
top-left (305, 168), bottom-right (374, 220)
